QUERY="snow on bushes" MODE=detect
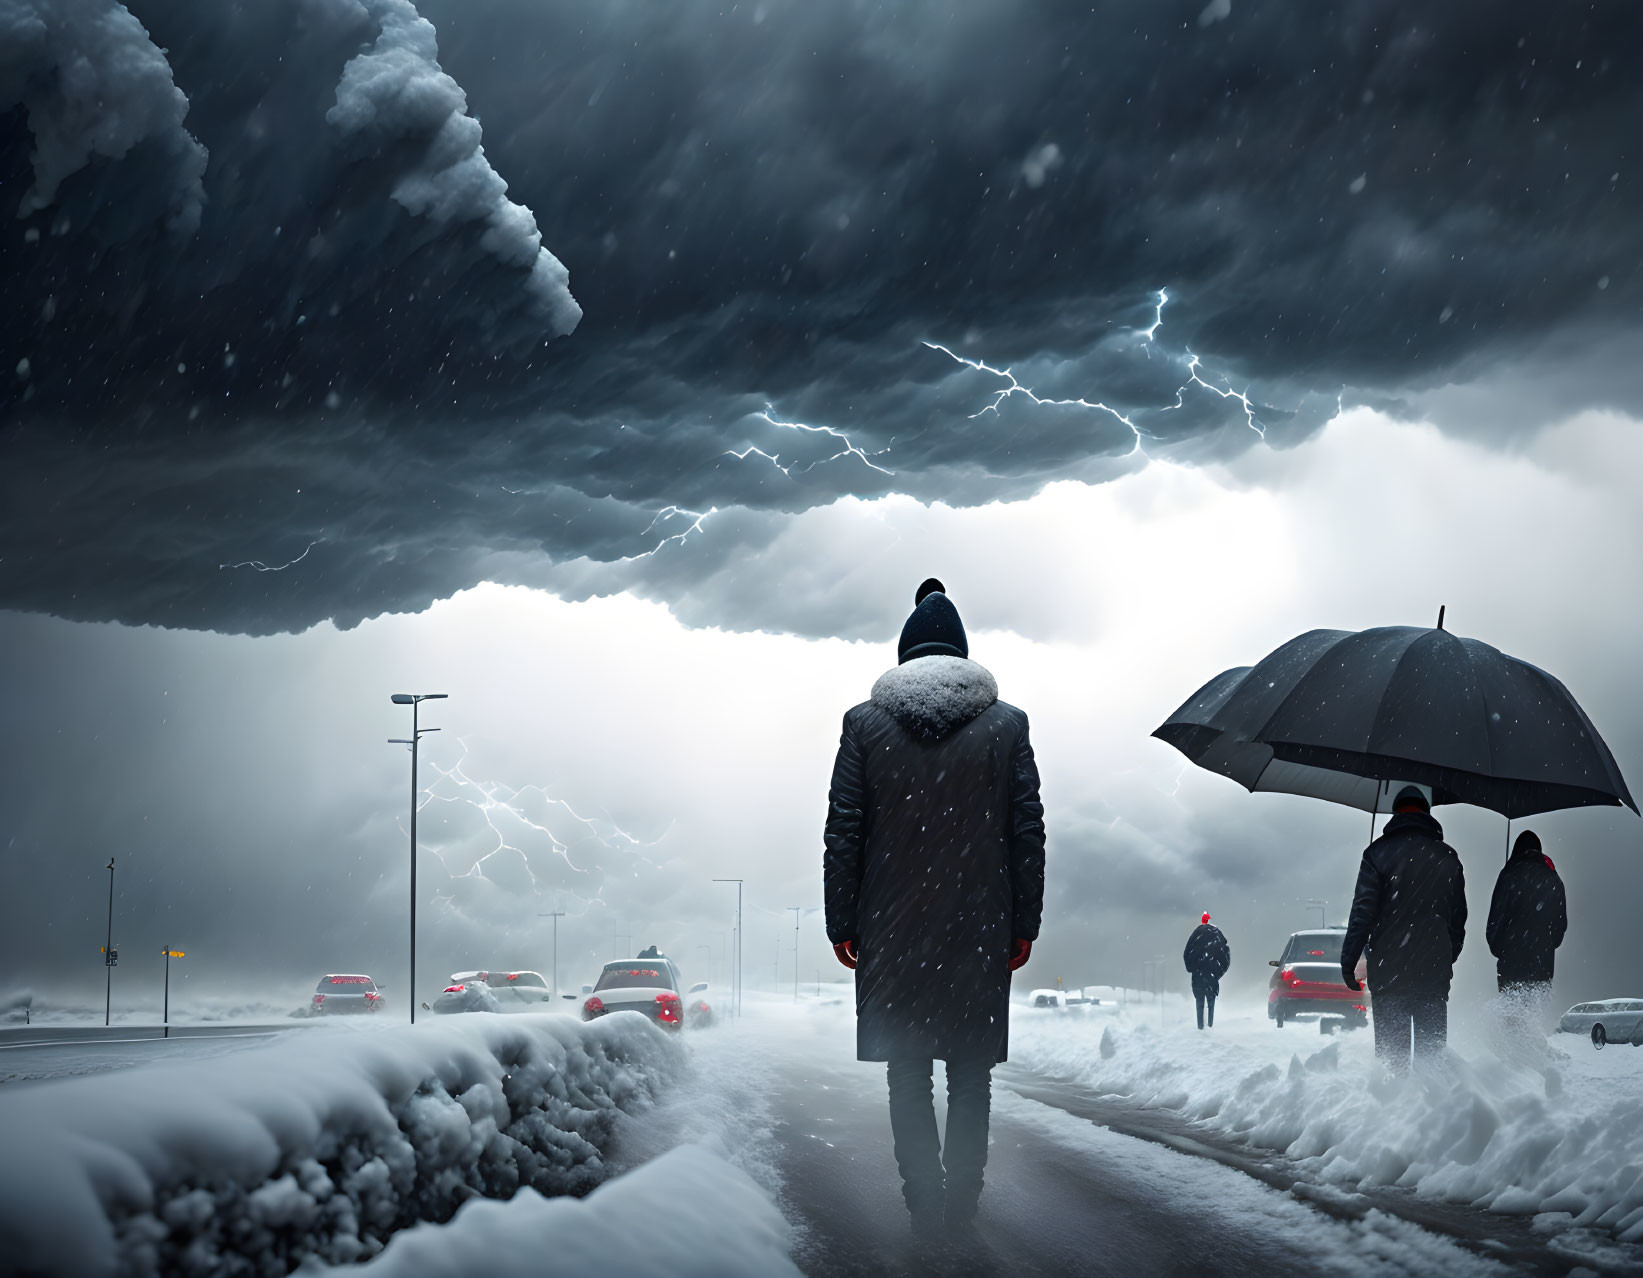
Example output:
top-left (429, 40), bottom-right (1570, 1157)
top-left (0, 1013), bottom-right (683, 1277)
top-left (1009, 1001), bottom-right (1643, 1245)
top-left (310, 1143), bottom-right (802, 1278)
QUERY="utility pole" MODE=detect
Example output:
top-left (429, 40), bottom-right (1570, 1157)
top-left (161, 949), bottom-right (185, 1038)
top-left (1306, 899), bottom-right (1328, 929)
top-left (103, 857), bottom-right (116, 1027)
top-left (390, 691), bottom-right (447, 1025)
top-left (539, 910), bottom-right (566, 998)
top-left (787, 907), bottom-right (801, 1002)
top-left (713, 879), bottom-right (743, 1018)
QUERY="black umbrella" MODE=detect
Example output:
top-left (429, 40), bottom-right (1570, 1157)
top-left (1154, 623), bottom-right (1636, 820)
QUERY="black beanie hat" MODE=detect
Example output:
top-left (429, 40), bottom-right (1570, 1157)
top-left (1392, 785), bottom-right (1431, 813)
top-left (1512, 829), bottom-right (1542, 857)
top-left (898, 578), bottom-right (968, 664)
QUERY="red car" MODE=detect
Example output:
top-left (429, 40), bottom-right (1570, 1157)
top-left (1267, 930), bottom-right (1367, 1028)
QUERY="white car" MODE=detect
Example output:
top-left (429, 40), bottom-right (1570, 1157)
top-left (1027, 988), bottom-right (1070, 1010)
top-left (1559, 999), bottom-right (1643, 1049)
top-left (309, 973), bottom-right (384, 1015)
top-left (430, 970), bottom-right (557, 1015)
top-left (582, 954), bottom-right (687, 1031)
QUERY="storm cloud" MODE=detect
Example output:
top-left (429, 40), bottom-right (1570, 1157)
top-left (3, 0), bottom-right (1642, 633)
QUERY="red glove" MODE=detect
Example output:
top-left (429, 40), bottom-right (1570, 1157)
top-left (833, 941), bottom-right (858, 970)
top-left (1009, 938), bottom-right (1032, 971)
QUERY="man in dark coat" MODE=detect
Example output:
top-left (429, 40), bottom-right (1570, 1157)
top-left (824, 578), bottom-right (1046, 1235)
top-left (1341, 786), bottom-right (1467, 1071)
top-left (1182, 912), bottom-right (1230, 1029)
top-left (1487, 830), bottom-right (1567, 992)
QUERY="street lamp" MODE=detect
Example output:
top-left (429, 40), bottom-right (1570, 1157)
top-left (390, 692), bottom-right (447, 1025)
top-left (538, 909), bottom-right (566, 999)
top-left (713, 879), bottom-right (743, 1019)
top-left (787, 907), bottom-right (802, 1002)
top-left (103, 857), bottom-right (116, 1027)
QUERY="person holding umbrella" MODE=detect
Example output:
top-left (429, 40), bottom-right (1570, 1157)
top-left (1340, 786), bottom-right (1468, 1070)
top-left (1487, 830), bottom-right (1568, 1035)
top-left (1182, 912), bottom-right (1230, 1030)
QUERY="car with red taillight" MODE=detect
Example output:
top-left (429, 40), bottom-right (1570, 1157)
top-left (310, 973), bottom-right (383, 1015)
top-left (1267, 929), bottom-right (1367, 1028)
top-left (583, 952), bottom-right (688, 1031)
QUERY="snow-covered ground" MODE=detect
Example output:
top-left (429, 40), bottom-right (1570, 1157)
top-left (1007, 990), bottom-right (1643, 1249)
top-left (0, 1013), bottom-right (688, 1276)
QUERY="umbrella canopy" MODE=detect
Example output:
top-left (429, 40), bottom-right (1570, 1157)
top-left (1155, 626), bottom-right (1636, 820)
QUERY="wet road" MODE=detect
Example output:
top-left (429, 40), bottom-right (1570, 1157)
top-left (756, 1032), bottom-right (1519, 1278)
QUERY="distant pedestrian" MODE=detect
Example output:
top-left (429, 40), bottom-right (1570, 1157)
top-left (824, 578), bottom-right (1046, 1238)
top-left (1182, 912), bottom-right (1230, 1030)
top-left (1341, 786), bottom-right (1467, 1071)
top-left (1487, 830), bottom-right (1567, 1033)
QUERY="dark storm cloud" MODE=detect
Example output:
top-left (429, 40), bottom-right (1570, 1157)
top-left (4, 0), bottom-right (1642, 633)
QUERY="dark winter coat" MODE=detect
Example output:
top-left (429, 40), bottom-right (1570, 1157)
top-left (1341, 811), bottom-right (1467, 998)
top-left (824, 656), bottom-right (1046, 1064)
top-left (1183, 923), bottom-right (1230, 998)
top-left (1486, 836), bottom-right (1567, 985)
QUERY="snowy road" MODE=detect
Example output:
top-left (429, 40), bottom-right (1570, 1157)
top-left (0, 1022), bottom-right (323, 1087)
top-left (617, 998), bottom-right (1556, 1278)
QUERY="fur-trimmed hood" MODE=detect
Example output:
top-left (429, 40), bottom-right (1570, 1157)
top-left (870, 656), bottom-right (998, 740)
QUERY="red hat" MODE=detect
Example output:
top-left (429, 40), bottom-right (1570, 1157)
top-left (1201, 912), bottom-right (1211, 925)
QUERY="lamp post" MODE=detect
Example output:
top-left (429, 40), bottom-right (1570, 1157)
top-left (390, 692), bottom-right (447, 1025)
top-left (103, 857), bottom-right (116, 1027)
top-left (538, 910), bottom-right (566, 998)
top-left (161, 949), bottom-right (185, 1038)
top-left (713, 879), bottom-right (743, 1019)
top-left (787, 907), bottom-right (802, 1002)
top-left (1306, 899), bottom-right (1328, 929)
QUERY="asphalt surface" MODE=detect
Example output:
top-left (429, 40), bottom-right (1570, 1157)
top-left (759, 1039), bottom-right (1528, 1278)
top-left (0, 1021), bottom-right (319, 1087)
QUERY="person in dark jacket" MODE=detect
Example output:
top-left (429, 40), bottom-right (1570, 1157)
top-left (1341, 786), bottom-right (1467, 1071)
top-left (824, 578), bottom-right (1046, 1236)
top-left (1183, 913), bottom-right (1230, 1030)
top-left (1487, 830), bottom-right (1567, 991)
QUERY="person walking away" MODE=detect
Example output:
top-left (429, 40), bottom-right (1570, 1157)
top-left (824, 578), bottom-right (1046, 1238)
top-left (1487, 830), bottom-right (1567, 1039)
top-left (1182, 912), bottom-right (1230, 1029)
top-left (1341, 786), bottom-right (1467, 1072)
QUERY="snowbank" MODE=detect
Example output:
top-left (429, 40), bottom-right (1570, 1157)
top-left (312, 1144), bottom-right (801, 1278)
top-left (0, 1013), bottom-right (683, 1277)
top-left (1009, 1000), bottom-right (1643, 1244)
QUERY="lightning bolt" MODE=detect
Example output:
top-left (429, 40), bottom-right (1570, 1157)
top-left (922, 341), bottom-right (1149, 456)
top-left (412, 737), bottom-right (655, 896)
top-left (1168, 352), bottom-right (1265, 438)
top-left (626, 505), bottom-right (719, 559)
top-left (219, 539), bottom-right (321, 571)
top-left (724, 404), bottom-right (895, 477)
top-left (1139, 287), bottom-right (1168, 343)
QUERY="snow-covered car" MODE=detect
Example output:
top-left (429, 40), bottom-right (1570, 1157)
top-left (684, 981), bottom-right (715, 1028)
top-left (430, 976), bottom-right (502, 1015)
top-left (431, 970), bottom-right (556, 1014)
top-left (1027, 988), bottom-right (1069, 1010)
top-left (1267, 929), bottom-right (1367, 1028)
top-left (310, 974), bottom-right (383, 1015)
top-left (1559, 999), bottom-right (1643, 1048)
top-left (582, 954), bottom-right (685, 1031)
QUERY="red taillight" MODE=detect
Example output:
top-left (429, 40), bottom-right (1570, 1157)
top-left (312, 994), bottom-right (325, 1003)
top-left (1352, 1004), bottom-right (1367, 1013)
top-left (696, 1002), bottom-right (710, 1014)
top-left (583, 996), bottom-right (606, 1019)
top-left (443, 984), bottom-right (466, 993)
top-left (656, 992), bottom-right (682, 1025)
top-left (364, 992), bottom-right (380, 1001)
top-left (1280, 967), bottom-right (1300, 987)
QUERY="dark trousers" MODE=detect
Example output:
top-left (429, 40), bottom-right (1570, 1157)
top-left (1194, 992), bottom-right (1216, 1029)
top-left (1191, 975), bottom-right (1218, 1029)
top-left (1372, 992), bottom-right (1448, 1070)
top-left (886, 1056), bottom-right (993, 1219)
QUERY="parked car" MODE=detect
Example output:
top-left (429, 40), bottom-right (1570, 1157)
top-left (684, 981), bottom-right (715, 1028)
top-left (1559, 999), bottom-right (1643, 1049)
top-left (310, 974), bottom-right (383, 1015)
top-left (430, 974), bottom-right (501, 1015)
top-left (481, 970), bottom-right (556, 1009)
top-left (582, 953), bottom-right (686, 1031)
top-left (1268, 929), bottom-right (1367, 1029)
top-left (1027, 988), bottom-right (1070, 1010)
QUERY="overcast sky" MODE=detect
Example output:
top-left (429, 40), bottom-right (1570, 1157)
top-left (1, 1), bottom-right (1639, 1017)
